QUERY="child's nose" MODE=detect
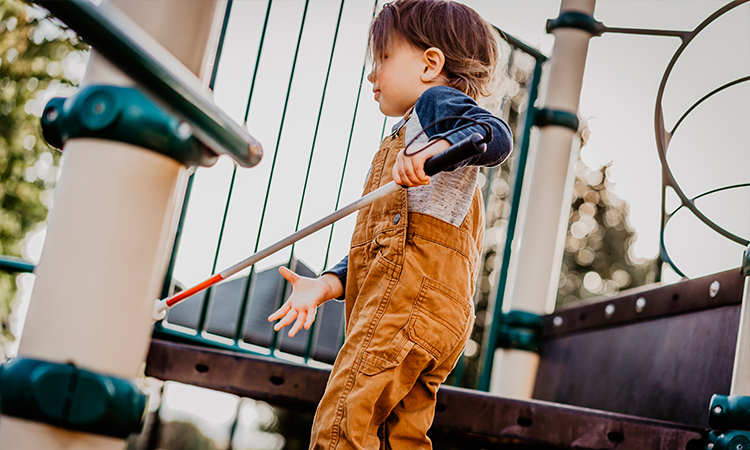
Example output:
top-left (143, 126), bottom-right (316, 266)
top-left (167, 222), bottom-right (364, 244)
top-left (367, 69), bottom-right (375, 84)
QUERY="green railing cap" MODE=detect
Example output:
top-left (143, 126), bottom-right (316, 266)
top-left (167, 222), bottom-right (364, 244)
top-left (0, 357), bottom-right (147, 438)
top-left (0, 256), bottom-right (35, 273)
top-left (42, 85), bottom-right (219, 167)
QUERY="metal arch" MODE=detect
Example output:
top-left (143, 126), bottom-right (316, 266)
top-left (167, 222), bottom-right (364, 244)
top-left (653, 0), bottom-right (750, 276)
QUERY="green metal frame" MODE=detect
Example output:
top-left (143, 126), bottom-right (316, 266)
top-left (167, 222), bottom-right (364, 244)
top-left (477, 56), bottom-right (545, 391)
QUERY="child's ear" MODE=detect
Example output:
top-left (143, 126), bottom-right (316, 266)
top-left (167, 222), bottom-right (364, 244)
top-left (421, 47), bottom-right (445, 83)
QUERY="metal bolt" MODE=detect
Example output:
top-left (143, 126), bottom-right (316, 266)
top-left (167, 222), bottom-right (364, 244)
top-left (635, 297), bottom-right (646, 313)
top-left (713, 405), bottom-right (723, 414)
top-left (45, 107), bottom-right (58, 122)
top-left (709, 281), bottom-right (720, 298)
top-left (706, 443), bottom-right (714, 450)
top-left (553, 316), bottom-right (563, 327)
top-left (604, 303), bottom-right (615, 319)
top-left (177, 122), bottom-right (193, 139)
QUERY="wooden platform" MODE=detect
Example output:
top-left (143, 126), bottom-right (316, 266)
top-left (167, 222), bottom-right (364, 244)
top-left (146, 339), bottom-right (706, 449)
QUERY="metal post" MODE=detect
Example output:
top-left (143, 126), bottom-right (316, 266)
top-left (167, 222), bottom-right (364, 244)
top-left (489, 0), bottom-right (596, 399)
top-left (0, 1), bottom-right (224, 447)
top-left (730, 248), bottom-right (750, 396)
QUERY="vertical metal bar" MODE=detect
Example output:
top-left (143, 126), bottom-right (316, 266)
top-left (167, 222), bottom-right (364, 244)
top-left (731, 252), bottom-right (750, 395)
top-left (196, 167), bottom-right (238, 333)
top-left (161, 0), bottom-right (233, 301)
top-left (266, 0), bottom-right (312, 352)
top-left (193, 0), bottom-right (237, 334)
top-left (451, 45), bottom-right (518, 388)
top-left (478, 58), bottom-right (543, 391)
top-left (321, 0), bottom-right (380, 276)
top-left (233, 0), bottom-right (274, 343)
top-left (277, 0), bottom-right (347, 361)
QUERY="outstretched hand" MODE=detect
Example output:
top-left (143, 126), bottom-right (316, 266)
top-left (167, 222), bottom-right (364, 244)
top-left (268, 267), bottom-right (341, 338)
top-left (392, 138), bottom-right (450, 187)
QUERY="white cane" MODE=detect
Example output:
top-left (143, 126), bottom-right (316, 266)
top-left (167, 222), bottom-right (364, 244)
top-left (152, 132), bottom-right (488, 320)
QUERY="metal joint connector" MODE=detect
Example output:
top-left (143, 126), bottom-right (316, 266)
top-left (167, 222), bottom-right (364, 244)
top-left (495, 311), bottom-right (543, 353)
top-left (742, 245), bottom-right (750, 277)
top-left (0, 357), bottom-right (148, 438)
top-left (41, 85), bottom-right (220, 168)
top-left (546, 11), bottom-right (605, 36)
top-left (534, 108), bottom-right (580, 131)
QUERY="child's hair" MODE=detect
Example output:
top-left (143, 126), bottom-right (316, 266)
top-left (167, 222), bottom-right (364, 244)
top-left (369, 0), bottom-right (500, 100)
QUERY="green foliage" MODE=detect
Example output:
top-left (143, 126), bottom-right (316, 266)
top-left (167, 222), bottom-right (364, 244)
top-left (0, 0), bottom-right (87, 356)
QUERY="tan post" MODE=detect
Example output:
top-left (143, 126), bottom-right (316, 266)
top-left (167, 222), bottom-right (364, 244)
top-left (489, 0), bottom-right (596, 399)
top-left (0, 1), bottom-right (224, 447)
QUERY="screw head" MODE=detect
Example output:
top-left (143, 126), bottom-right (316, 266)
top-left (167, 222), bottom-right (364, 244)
top-left (714, 405), bottom-right (723, 414)
top-left (635, 297), bottom-right (646, 313)
top-left (177, 122), bottom-right (193, 139)
top-left (710, 280), bottom-right (720, 298)
top-left (604, 303), bottom-right (615, 319)
top-left (553, 316), bottom-right (563, 327)
top-left (44, 107), bottom-right (58, 122)
top-left (706, 443), bottom-right (714, 450)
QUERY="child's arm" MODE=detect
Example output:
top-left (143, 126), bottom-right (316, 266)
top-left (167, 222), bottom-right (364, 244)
top-left (268, 267), bottom-right (343, 337)
top-left (395, 86), bottom-right (513, 186)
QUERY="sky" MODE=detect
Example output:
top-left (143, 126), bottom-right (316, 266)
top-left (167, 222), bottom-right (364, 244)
top-left (12, 0), bottom-right (750, 444)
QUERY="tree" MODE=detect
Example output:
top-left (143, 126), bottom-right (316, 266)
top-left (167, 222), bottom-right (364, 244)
top-left (0, 0), bottom-right (87, 357)
top-left (555, 158), bottom-right (659, 308)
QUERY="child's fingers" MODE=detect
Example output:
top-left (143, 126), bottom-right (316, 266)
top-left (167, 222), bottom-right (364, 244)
top-left (304, 306), bottom-right (317, 329)
top-left (279, 266), bottom-right (300, 284)
top-left (273, 308), bottom-right (298, 331)
top-left (288, 311), bottom-right (307, 337)
top-left (268, 302), bottom-right (291, 321)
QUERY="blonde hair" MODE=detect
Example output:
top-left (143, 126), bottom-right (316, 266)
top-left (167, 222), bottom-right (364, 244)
top-left (369, 0), bottom-right (500, 100)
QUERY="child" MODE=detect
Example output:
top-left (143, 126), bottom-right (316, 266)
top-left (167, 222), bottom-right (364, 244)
top-left (268, 1), bottom-right (512, 448)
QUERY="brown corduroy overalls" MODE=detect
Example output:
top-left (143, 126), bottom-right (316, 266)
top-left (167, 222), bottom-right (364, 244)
top-left (310, 124), bottom-right (484, 450)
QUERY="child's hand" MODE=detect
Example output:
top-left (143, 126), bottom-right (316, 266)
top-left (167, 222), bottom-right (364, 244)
top-left (268, 267), bottom-right (341, 337)
top-left (393, 139), bottom-right (451, 187)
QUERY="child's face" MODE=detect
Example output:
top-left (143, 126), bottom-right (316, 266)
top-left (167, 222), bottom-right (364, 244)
top-left (368, 39), bottom-right (431, 118)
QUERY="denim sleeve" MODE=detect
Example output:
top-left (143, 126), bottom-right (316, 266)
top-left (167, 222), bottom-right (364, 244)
top-left (414, 85), bottom-right (513, 169)
top-left (321, 255), bottom-right (348, 301)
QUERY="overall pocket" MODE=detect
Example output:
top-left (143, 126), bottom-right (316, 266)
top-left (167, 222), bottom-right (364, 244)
top-left (408, 277), bottom-right (471, 359)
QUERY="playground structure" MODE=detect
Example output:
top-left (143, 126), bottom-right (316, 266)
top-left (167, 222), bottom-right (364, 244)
top-left (0, 0), bottom-right (749, 449)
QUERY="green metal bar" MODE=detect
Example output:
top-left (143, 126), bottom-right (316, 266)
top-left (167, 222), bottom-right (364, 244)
top-left (494, 26), bottom-right (547, 62)
top-left (321, 0), bottom-right (380, 272)
top-left (260, 0), bottom-right (312, 353)
top-left (160, 0), bottom-right (235, 301)
top-left (34, 0), bottom-right (262, 168)
top-left (0, 257), bottom-right (35, 274)
top-left (196, 167), bottom-right (239, 333)
top-left (234, 0), bottom-right (274, 344)
top-left (196, 0), bottom-right (237, 333)
top-left (478, 58), bottom-right (544, 392)
top-left (297, 0), bottom-right (347, 361)
top-left (209, 0), bottom-right (234, 92)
